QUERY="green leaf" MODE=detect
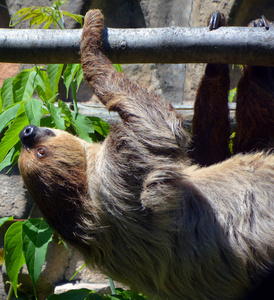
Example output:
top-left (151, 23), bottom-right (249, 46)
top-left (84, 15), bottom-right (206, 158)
top-left (71, 113), bottom-right (94, 142)
top-left (29, 13), bottom-right (43, 27)
top-left (57, 99), bottom-right (73, 121)
top-left (12, 69), bottom-right (39, 103)
top-left (0, 249), bottom-right (4, 266)
top-left (50, 10), bottom-right (64, 29)
top-left (43, 16), bottom-right (55, 29)
top-left (88, 294), bottom-right (106, 300)
top-left (11, 7), bottom-right (51, 28)
top-left (47, 64), bottom-right (64, 95)
top-left (58, 100), bottom-right (94, 142)
top-left (113, 65), bottom-right (123, 73)
top-left (40, 116), bottom-right (54, 128)
top-left (33, 67), bottom-right (47, 91)
top-left (107, 296), bottom-right (124, 300)
top-left (0, 142), bottom-right (21, 172)
top-left (46, 102), bottom-right (65, 130)
top-left (9, 2), bottom-right (84, 29)
top-left (1, 77), bottom-right (15, 110)
top-left (63, 64), bottom-right (81, 98)
top-left (114, 288), bottom-right (146, 300)
top-left (47, 289), bottom-right (102, 300)
top-left (53, 0), bottom-right (67, 10)
top-left (34, 68), bottom-right (56, 102)
top-left (0, 112), bottom-right (29, 164)
top-left (40, 116), bottom-right (55, 128)
top-left (9, 7), bottom-right (34, 26)
top-left (228, 87), bottom-right (237, 103)
top-left (229, 132), bottom-right (236, 155)
top-left (0, 102), bottom-right (21, 133)
top-left (39, 14), bottom-right (52, 29)
top-left (22, 219), bottom-right (53, 295)
top-left (76, 67), bottom-right (83, 92)
top-left (0, 216), bottom-right (14, 228)
top-left (11, 7), bottom-right (33, 19)
top-left (30, 12), bottom-right (48, 28)
top-left (62, 11), bottom-right (84, 26)
top-left (24, 99), bottom-right (43, 126)
top-left (88, 117), bottom-right (109, 137)
top-left (4, 221), bottom-right (25, 297)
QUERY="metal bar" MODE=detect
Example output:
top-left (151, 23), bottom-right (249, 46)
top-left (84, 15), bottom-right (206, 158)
top-left (77, 103), bottom-right (236, 133)
top-left (77, 103), bottom-right (236, 123)
top-left (0, 26), bottom-right (274, 65)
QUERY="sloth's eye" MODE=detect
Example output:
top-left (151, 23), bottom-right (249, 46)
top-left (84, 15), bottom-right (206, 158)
top-left (37, 147), bottom-right (46, 158)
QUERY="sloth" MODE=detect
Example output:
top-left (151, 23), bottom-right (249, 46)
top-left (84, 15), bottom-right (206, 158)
top-left (190, 12), bottom-right (274, 167)
top-left (190, 11), bottom-right (231, 166)
top-left (233, 16), bottom-right (274, 154)
top-left (18, 10), bottom-right (274, 300)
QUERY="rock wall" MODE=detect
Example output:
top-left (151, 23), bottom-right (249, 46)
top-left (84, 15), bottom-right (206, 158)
top-left (1, 0), bottom-right (274, 298)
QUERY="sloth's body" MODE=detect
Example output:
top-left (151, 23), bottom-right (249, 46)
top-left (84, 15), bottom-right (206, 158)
top-left (18, 10), bottom-right (274, 300)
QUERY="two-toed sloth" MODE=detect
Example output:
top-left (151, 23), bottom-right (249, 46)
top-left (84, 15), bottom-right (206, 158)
top-left (18, 10), bottom-right (273, 300)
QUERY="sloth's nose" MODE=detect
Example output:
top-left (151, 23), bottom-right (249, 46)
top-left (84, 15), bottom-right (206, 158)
top-left (19, 125), bottom-right (56, 148)
top-left (22, 125), bottom-right (37, 138)
top-left (19, 125), bottom-right (39, 148)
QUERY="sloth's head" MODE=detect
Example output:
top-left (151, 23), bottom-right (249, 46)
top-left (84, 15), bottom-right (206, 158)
top-left (18, 125), bottom-right (89, 241)
top-left (19, 125), bottom-right (87, 189)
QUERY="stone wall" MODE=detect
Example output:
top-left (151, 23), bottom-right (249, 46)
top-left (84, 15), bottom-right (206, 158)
top-left (1, 0), bottom-right (274, 298)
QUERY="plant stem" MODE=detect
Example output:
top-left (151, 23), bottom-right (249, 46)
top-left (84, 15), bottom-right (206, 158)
top-left (7, 284), bottom-right (13, 300)
top-left (108, 277), bottom-right (117, 295)
top-left (28, 203), bottom-right (36, 219)
top-left (71, 80), bottom-right (78, 115)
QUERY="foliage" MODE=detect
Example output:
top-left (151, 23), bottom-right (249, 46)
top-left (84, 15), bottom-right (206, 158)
top-left (4, 221), bottom-right (25, 298)
top-left (0, 217), bottom-right (146, 300)
top-left (228, 86), bottom-right (237, 154)
top-left (9, 0), bottom-right (83, 29)
top-left (229, 132), bottom-right (236, 155)
top-left (47, 288), bottom-right (147, 300)
top-left (0, 64), bottom-right (110, 172)
top-left (228, 87), bottom-right (237, 102)
top-left (0, 1), bottom-right (123, 300)
top-left (113, 65), bottom-right (124, 73)
top-left (0, 217), bottom-right (53, 298)
top-left (22, 219), bottom-right (54, 298)
top-left (232, 64), bottom-right (243, 71)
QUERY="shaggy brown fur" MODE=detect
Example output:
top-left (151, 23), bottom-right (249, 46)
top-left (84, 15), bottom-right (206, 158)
top-left (234, 17), bottom-right (274, 154)
top-left (18, 10), bottom-right (274, 300)
top-left (190, 11), bottom-right (230, 166)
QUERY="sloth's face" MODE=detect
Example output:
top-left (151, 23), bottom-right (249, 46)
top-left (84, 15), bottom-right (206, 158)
top-left (19, 125), bottom-right (87, 179)
top-left (18, 125), bottom-right (88, 207)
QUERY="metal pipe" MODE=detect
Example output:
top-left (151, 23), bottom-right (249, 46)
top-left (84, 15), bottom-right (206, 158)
top-left (0, 25), bottom-right (274, 65)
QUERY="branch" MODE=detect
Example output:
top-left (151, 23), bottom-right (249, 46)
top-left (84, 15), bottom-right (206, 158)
top-left (0, 25), bottom-right (274, 65)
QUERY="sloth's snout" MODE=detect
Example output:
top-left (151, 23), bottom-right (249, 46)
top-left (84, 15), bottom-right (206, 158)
top-left (20, 125), bottom-right (39, 148)
top-left (21, 125), bottom-right (37, 139)
top-left (19, 125), bottom-right (55, 148)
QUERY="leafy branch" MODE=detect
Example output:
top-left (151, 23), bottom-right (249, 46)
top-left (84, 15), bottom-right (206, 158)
top-left (0, 64), bottom-right (109, 172)
top-left (1, 217), bottom-right (147, 300)
top-left (9, 0), bottom-right (83, 29)
top-left (0, 2), bottom-right (110, 299)
top-left (0, 217), bottom-right (53, 299)
top-left (0, 1), bottom-right (128, 299)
